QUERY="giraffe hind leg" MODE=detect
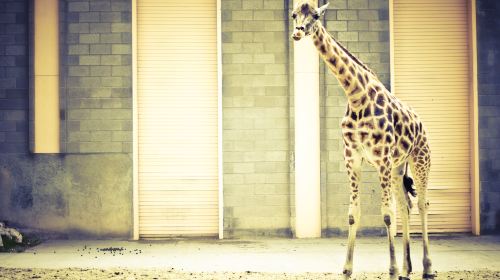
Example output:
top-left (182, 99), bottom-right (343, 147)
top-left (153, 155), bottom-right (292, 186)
top-left (409, 151), bottom-right (436, 279)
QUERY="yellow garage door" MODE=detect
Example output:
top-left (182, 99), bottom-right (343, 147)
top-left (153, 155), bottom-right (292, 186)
top-left (137, 0), bottom-right (219, 237)
top-left (392, 0), bottom-right (472, 232)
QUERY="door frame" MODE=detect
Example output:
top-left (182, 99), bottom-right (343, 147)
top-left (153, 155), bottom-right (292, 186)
top-left (389, 0), bottom-right (480, 235)
top-left (131, 0), bottom-right (224, 240)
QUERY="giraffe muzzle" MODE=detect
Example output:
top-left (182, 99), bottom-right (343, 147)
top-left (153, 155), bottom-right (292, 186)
top-left (292, 29), bottom-right (304, 41)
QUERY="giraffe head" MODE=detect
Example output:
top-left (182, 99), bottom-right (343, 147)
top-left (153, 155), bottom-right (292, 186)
top-left (291, 1), bottom-right (329, 41)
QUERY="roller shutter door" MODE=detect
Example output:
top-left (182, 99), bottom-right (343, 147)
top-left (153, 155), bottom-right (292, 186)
top-left (137, 0), bottom-right (219, 237)
top-left (393, 0), bottom-right (472, 232)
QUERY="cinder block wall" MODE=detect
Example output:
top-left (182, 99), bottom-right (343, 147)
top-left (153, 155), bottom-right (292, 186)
top-left (65, 0), bottom-right (132, 153)
top-left (222, 0), bottom-right (292, 237)
top-left (0, 0), bottom-right (28, 154)
top-left (477, 0), bottom-right (500, 233)
top-left (323, 0), bottom-right (389, 234)
top-left (0, 0), bottom-right (133, 238)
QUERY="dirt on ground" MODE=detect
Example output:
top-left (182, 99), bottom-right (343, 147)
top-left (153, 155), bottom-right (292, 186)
top-left (0, 268), bottom-right (499, 280)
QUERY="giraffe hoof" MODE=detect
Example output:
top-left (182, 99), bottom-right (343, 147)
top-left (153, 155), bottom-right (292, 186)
top-left (399, 276), bottom-right (411, 280)
top-left (422, 272), bottom-right (437, 279)
top-left (342, 269), bottom-right (352, 278)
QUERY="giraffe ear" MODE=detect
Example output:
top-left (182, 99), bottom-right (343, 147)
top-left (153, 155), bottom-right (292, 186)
top-left (316, 2), bottom-right (329, 18)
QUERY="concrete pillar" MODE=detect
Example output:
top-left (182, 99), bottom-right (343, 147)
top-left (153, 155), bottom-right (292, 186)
top-left (34, 0), bottom-right (60, 153)
top-left (293, 1), bottom-right (321, 238)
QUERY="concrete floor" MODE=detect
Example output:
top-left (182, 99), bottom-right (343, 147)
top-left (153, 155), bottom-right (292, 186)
top-left (0, 235), bottom-right (499, 274)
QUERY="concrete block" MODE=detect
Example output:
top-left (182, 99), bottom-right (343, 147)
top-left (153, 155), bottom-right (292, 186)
top-left (112, 131), bottom-right (132, 142)
top-left (369, 0), bottom-right (389, 9)
top-left (253, 10), bottom-right (274, 20)
top-left (89, 23), bottom-right (111, 33)
top-left (111, 66), bottom-right (131, 77)
top-left (242, 0), bottom-right (263, 10)
top-left (232, 32), bottom-right (253, 42)
top-left (79, 55), bottom-right (100, 65)
top-left (90, 88), bottom-right (112, 98)
top-left (100, 12), bottom-right (122, 22)
top-left (338, 31), bottom-right (358, 42)
top-left (79, 120), bottom-right (124, 131)
top-left (348, 20), bottom-right (368, 31)
top-left (111, 1), bottom-right (130, 12)
top-left (347, 41), bottom-right (369, 52)
top-left (90, 1), bottom-right (111, 11)
top-left (222, 0), bottom-right (242, 10)
top-left (68, 109), bottom-right (91, 120)
top-left (89, 44), bottom-right (111, 55)
top-left (68, 2), bottom-right (89, 12)
top-left (348, 0), bottom-right (368, 9)
top-left (111, 44), bottom-right (131, 54)
top-left (90, 66), bottom-right (111, 77)
top-left (253, 54), bottom-right (275, 64)
top-left (264, 22), bottom-right (285, 32)
top-left (329, 0), bottom-right (348, 9)
top-left (369, 20), bottom-right (388, 31)
top-left (80, 34), bottom-right (100, 44)
top-left (69, 23), bottom-right (89, 33)
top-left (68, 44), bottom-right (89, 55)
top-left (222, 21), bottom-right (243, 32)
top-left (232, 11), bottom-right (253, 20)
top-left (90, 131), bottom-right (112, 142)
top-left (79, 12), bottom-right (100, 23)
top-left (111, 23), bottom-right (130, 33)
top-left (359, 10), bottom-right (379, 20)
top-left (263, 0), bottom-right (282, 10)
top-left (328, 21), bottom-right (347, 31)
top-left (100, 55), bottom-right (122, 65)
top-left (100, 34), bottom-right (122, 43)
top-left (358, 31), bottom-right (379, 42)
top-left (68, 66), bottom-right (90, 77)
top-left (79, 142), bottom-right (122, 153)
top-left (101, 77), bottom-right (123, 87)
top-left (232, 54), bottom-right (253, 63)
top-left (337, 10), bottom-right (358, 20)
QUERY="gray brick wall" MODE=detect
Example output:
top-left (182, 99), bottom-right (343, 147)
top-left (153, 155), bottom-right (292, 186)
top-left (222, 0), bottom-right (291, 237)
top-left (322, 0), bottom-right (389, 233)
top-left (64, 0), bottom-right (132, 153)
top-left (0, 0), bottom-right (132, 238)
top-left (477, 0), bottom-right (500, 233)
top-left (0, 0), bottom-right (28, 154)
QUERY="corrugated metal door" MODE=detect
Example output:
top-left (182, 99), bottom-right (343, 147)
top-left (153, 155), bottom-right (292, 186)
top-left (393, 0), bottom-right (472, 232)
top-left (137, 0), bottom-right (219, 237)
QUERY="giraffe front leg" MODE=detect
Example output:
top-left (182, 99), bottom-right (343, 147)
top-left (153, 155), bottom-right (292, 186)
top-left (342, 148), bottom-right (362, 279)
top-left (379, 162), bottom-right (399, 280)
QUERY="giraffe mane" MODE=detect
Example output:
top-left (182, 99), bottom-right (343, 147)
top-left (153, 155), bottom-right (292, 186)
top-left (331, 36), bottom-right (376, 77)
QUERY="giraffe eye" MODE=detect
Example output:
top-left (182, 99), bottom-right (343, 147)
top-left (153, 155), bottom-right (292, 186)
top-left (292, 13), bottom-right (297, 19)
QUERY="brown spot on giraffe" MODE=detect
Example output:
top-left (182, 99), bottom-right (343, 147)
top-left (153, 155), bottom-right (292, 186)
top-left (368, 87), bottom-right (376, 100)
top-left (376, 94), bottom-right (385, 107)
top-left (345, 148), bottom-right (352, 157)
top-left (360, 95), bottom-right (367, 106)
top-left (373, 133), bottom-right (383, 145)
top-left (349, 85), bottom-right (361, 96)
top-left (357, 73), bottom-right (365, 88)
top-left (360, 131), bottom-right (369, 142)
top-left (329, 57), bottom-right (337, 67)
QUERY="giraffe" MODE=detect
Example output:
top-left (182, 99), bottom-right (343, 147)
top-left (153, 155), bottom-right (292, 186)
top-left (291, 1), bottom-right (436, 279)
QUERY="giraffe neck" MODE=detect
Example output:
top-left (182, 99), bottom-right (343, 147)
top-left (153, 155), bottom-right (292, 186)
top-left (311, 22), bottom-right (381, 110)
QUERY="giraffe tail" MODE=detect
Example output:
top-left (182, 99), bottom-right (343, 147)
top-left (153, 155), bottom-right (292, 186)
top-left (403, 162), bottom-right (418, 198)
